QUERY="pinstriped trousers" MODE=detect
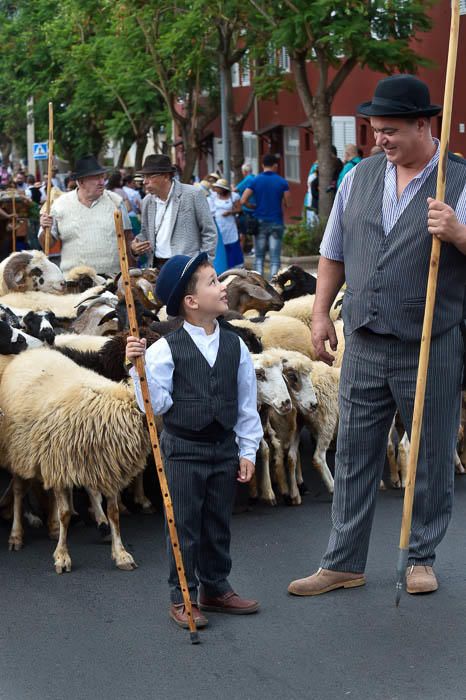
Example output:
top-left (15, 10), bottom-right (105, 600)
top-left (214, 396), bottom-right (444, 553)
top-left (321, 325), bottom-right (464, 573)
top-left (160, 431), bottom-right (239, 604)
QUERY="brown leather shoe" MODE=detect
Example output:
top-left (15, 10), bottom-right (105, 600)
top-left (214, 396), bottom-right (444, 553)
top-left (199, 591), bottom-right (260, 614)
top-left (169, 603), bottom-right (209, 628)
top-left (288, 567), bottom-right (366, 596)
top-left (406, 565), bottom-right (438, 594)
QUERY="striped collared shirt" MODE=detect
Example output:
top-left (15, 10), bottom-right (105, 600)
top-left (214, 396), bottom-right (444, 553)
top-left (320, 139), bottom-right (466, 262)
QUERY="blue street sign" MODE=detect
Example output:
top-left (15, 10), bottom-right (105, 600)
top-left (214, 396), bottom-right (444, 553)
top-left (33, 142), bottom-right (48, 160)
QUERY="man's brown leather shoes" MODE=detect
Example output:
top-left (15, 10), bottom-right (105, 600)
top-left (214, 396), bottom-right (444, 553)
top-left (406, 565), bottom-right (438, 594)
top-left (169, 603), bottom-right (209, 628)
top-left (288, 567), bottom-right (366, 596)
top-left (199, 591), bottom-right (260, 614)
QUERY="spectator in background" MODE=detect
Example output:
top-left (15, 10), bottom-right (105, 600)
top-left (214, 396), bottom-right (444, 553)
top-left (123, 174), bottom-right (142, 235)
top-left (51, 166), bottom-right (64, 191)
top-left (25, 174), bottom-right (42, 205)
top-left (14, 171), bottom-right (27, 193)
top-left (133, 175), bottom-right (145, 200)
top-left (336, 144), bottom-right (362, 189)
top-left (235, 162), bottom-right (257, 245)
top-left (370, 145), bottom-right (384, 156)
top-left (64, 175), bottom-right (77, 191)
top-left (212, 178), bottom-right (243, 269)
top-left (107, 171), bottom-right (131, 210)
top-left (241, 153), bottom-right (290, 278)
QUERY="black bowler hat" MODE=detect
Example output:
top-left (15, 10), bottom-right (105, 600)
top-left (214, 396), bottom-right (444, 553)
top-left (358, 74), bottom-right (442, 118)
top-left (74, 155), bottom-right (108, 179)
top-left (156, 252), bottom-right (209, 316)
top-left (139, 154), bottom-right (177, 175)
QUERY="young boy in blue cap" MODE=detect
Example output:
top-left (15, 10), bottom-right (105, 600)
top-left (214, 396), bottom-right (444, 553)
top-left (126, 253), bottom-right (262, 629)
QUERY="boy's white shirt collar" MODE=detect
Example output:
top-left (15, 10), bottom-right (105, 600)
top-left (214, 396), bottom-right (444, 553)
top-left (183, 319), bottom-right (219, 339)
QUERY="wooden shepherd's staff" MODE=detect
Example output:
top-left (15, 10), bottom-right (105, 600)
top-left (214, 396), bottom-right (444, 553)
top-left (113, 210), bottom-right (200, 644)
top-left (11, 190), bottom-right (16, 253)
top-left (44, 101), bottom-right (54, 256)
top-left (395, 0), bottom-right (466, 606)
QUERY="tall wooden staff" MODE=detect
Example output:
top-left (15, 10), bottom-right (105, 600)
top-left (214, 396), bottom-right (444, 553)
top-left (113, 210), bottom-right (200, 644)
top-left (44, 101), bottom-right (54, 256)
top-left (395, 0), bottom-right (466, 606)
top-left (11, 191), bottom-right (16, 253)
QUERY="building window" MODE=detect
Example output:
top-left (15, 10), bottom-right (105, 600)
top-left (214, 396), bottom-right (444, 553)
top-left (284, 127), bottom-right (300, 182)
top-left (241, 52), bottom-right (251, 87)
top-left (278, 47), bottom-right (291, 73)
top-left (231, 63), bottom-right (240, 88)
top-left (242, 132), bottom-right (258, 175)
top-left (331, 116), bottom-right (356, 160)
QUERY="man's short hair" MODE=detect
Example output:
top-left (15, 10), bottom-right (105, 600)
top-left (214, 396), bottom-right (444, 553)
top-left (242, 162), bottom-right (253, 174)
top-left (263, 154), bottom-right (278, 168)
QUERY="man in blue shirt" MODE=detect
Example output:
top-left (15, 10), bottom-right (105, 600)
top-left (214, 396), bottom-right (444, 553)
top-left (241, 154), bottom-right (290, 278)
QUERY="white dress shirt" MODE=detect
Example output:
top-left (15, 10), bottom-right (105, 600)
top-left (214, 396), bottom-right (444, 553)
top-left (130, 320), bottom-right (263, 462)
top-left (154, 182), bottom-right (174, 258)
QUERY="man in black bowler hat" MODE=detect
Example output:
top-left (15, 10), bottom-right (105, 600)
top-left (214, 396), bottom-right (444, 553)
top-left (39, 154), bottom-right (134, 276)
top-left (289, 74), bottom-right (466, 598)
top-left (131, 154), bottom-right (217, 269)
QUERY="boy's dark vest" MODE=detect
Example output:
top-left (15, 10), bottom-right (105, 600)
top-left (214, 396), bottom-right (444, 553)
top-left (163, 325), bottom-right (241, 442)
top-left (341, 152), bottom-right (466, 341)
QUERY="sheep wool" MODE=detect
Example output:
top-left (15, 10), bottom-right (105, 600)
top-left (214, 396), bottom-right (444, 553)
top-left (0, 287), bottom-right (105, 318)
top-left (0, 348), bottom-right (150, 496)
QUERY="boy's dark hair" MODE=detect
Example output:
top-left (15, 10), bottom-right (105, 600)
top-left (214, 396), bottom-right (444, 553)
top-left (263, 153), bottom-right (278, 168)
top-left (183, 261), bottom-right (214, 299)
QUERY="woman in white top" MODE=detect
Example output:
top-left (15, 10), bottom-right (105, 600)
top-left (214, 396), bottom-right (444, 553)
top-left (212, 179), bottom-right (243, 268)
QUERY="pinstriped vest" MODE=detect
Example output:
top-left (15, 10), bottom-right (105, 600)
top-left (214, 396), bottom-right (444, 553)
top-left (163, 326), bottom-right (240, 438)
top-left (341, 153), bottom-right (466, 341)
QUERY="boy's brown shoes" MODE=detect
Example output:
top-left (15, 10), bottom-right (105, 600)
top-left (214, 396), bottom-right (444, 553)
top-left (288, 567), bottom-right (366, 596)
top-left (406, 565), bottom-right (438, 594)
top-left (199, 591), bottom-right (260, 614)
top-left (169, 603), bottom-right (209, 628)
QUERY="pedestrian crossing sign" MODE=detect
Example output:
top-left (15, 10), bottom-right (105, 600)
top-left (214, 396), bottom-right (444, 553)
top-left (33, 142), bottom-right (48, 160)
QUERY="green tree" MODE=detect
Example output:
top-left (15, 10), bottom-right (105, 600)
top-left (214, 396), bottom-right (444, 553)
top-left (249, 0), bottom-right (435, 216)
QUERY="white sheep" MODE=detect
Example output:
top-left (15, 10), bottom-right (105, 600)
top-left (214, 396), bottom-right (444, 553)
top-left (251, 351), bottom-right (293, 505)
top-left (262, 349), bottom-right (318, 505)
top-left (0, 348), bottom-right (150, 573)
top-left (231, 315), bottom-right (315, 360)
top-left (301, 361), bottom-right (340, 494)
top-left (0, 251), bottom-right (66, 295)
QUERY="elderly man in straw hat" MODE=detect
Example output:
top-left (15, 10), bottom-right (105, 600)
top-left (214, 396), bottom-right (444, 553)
top-left (131, 154), bottom-right (217, 269)
top-left (288, 74), bottom-right (466, 598)
top-left (39, 154), bottom-right (134, 276)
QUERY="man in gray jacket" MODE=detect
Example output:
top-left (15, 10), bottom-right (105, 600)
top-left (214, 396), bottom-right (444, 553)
top-left (131, 155), bottom-right (217, 267)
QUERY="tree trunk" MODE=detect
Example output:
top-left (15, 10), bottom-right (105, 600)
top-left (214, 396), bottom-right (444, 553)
top-left (0, 133), bottom-right (13, 167)
top-left (312, 96), bottom-right (334, 219)
top-left (182, 143), bottom-right (198, 183)
top-left (230, 121), bottom-right (244, 184)
top-left (293, 56), bottom-right (334, 219)
top-left (134, 134), bottom-right (148, 171)
top-left (117, 133), bottom-right (134, 169)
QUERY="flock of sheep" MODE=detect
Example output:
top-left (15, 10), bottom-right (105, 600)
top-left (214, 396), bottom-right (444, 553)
top-left (0, 250), bottom-right (464, 575)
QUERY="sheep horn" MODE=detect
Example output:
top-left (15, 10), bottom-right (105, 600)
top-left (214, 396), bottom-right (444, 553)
top-left (217, 268), bottom-right (249, 281)
top-left (3, 252), bottom-right (33, 291)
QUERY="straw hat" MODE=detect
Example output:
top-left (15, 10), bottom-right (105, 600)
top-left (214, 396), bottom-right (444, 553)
top-left (212, 178), bottom-right (231, 192)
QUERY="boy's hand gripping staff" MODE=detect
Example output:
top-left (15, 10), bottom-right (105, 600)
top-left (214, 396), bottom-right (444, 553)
top-left (114, 210), bottom-right (200, 644)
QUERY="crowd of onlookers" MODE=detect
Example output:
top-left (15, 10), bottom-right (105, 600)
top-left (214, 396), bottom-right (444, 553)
top-left (0, 143), bottom-right (381, 276)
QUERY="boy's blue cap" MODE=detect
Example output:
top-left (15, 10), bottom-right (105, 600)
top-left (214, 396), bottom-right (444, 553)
top-left (156, 253), bottom-right (209, 316)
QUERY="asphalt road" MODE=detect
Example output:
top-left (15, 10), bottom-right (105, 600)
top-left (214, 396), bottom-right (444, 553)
top-left (1, 439), bottom-right (466, 700)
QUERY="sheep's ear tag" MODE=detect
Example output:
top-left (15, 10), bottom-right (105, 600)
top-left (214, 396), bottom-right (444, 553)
top-left (284, 280), bottom-right (292, 287)
top-left (147, 290), bottom-right (155, 301)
